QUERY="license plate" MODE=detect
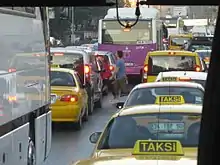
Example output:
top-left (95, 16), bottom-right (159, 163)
top-left (150, 122), bottom-right (185, 132)
top-left (162, 77), bottom-right (177, 81)
top-left (125, 63), bottom-right (134, 66)
top-left (50, 94), bottom-right (57, 104)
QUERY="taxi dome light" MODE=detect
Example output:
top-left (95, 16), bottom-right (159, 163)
top-left (132, 140), bottom-right (184, 156)
top-left (155, 95), bottom-right (185, 105)
top-left (178, 77), bottom-right (191, 81)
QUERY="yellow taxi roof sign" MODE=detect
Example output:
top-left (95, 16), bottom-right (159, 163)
top-left (132, 140), bottom-right (184, 156)
top-left (51, 64), bottom-right (60, 68)
top-left (155, 95), bottom-right (185, 105)
top-left (161, 77), bottom-right (178, 82)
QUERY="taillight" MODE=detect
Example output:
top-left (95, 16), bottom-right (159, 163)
top-left (109, 65), bottom-right (114, 71)
top-left (8, 68), bottom-right (16, 72)
top-left (162, 38), bottom-right (167, 43)
top-left (60, 94), bottom-right (78, 102)
top-left (8, 95), bottom-right (17, 102)
top-left (195, 65), bottom-right (201, 72)
top-left (143, 65), bottom-right (148, 72)
top-left (84, 65), bottom-right (90, 74)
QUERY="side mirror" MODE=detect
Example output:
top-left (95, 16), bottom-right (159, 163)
top-left (116, 102), bottom-right (124, 109)
top-left (89, 132), bottom-right (102, 144)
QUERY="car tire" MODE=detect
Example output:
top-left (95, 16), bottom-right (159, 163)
top-left (74, 116), bottom-right (82, 130)
top-left (88, 96), bottom-right (94, 115)
top-left (83, 105), bottom-right (89, 122)
top-left (27, 138), bottom-right (36, 165)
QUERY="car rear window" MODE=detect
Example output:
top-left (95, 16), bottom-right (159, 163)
top-left (170, 37), bottom-right (191, 46)
top-left (95, 55), bottom-right (110, 64)
top-left (50, 71), bottom-right (76, 86)
top-left (148, 55), bottom-right (197, 74)
top-left (51, 52), bottom-right (84, 81)
top-left (51, 53), bottom-right (83, 67)
top-left (98, 113), bottom-right (201, 149)
top-left (125, 87), bottom-right (204, 107)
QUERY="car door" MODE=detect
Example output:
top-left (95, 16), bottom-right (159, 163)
top-left (90, 55), bottom-right (101, 97)
top-left (74, 72), bottom-right (88, 108)
top-left (96, 59), bottom-right (103, 91)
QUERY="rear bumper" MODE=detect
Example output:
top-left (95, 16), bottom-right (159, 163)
top-left (126, 66), bottom-right (142, 75)
top-left (51, 104), bottom-right (81, 122)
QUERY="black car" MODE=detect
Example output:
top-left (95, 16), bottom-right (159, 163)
top-left (50, 47), bottom-right (103, 115)
top-left (187, 37), bottom-right (212, 51)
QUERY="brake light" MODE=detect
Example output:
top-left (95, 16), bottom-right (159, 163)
top-left (109, 65), bottom-right (114, 71)
top-left (143, 65), bottom-right (148, 72)
top-left (195, 65), bottom-right (201, 72)
top-left (8, 96), bottom-right (17, 102)
top-left (84, 65), bottom-right (90, 74)
top-left (8, 68), bottom-right (16, 72)
top-left (54, 53), bottom-right (64, 56)
top-left (162, 38), bottom-right (167, 43)
top-left (168, 52), bottom-right (176, 55)
top-left (60, 95), bottom-right (78, 102)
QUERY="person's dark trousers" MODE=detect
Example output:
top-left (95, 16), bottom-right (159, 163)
top-left (114, 76), bottom-right (128, 98)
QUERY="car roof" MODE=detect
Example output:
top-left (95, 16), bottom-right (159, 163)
top-left (196, 50), bottom-right (211, 52)
top-left (51, 47), bottom-right (87, 54)
top-left (50, 67), bottom-right (76, 74)
top-left (133, 82), bottom-right (204, 91)
top-left (73, 156), bottom-right (197, 165)
top-left (117, 104), bottom-right (202, 116)
top-left (157, 71), bottom-right (207, 81)
top-left (148, 50), bottom-right (198, 56)
top-left (93, 51), bottom-right (112, 55)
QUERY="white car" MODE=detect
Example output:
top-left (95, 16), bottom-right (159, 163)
top-left (116, 81), bottom-right (204, 109)
top-left (155, 71), bottom-right (207, 88)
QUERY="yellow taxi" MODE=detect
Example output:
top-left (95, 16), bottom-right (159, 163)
top-left (9, 52), bottom-right (49, 103)
top-left (50, 66), bottom-right (88, 130)
top-left (72, 140), bottom-right (197, 165)
top-left (168, 34), bottom-right (192, 50)
top-left (142, 50), bottom-right (202, 82)
top-left (88, 95), bottom-right (200, 158)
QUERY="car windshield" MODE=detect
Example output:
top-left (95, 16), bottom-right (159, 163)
top-left (188, 44), bottom-right (212, 51)
top-left (125, 87), bottom-right (204, 107)
top-left (98, 113), bottom-right (201, 149)
top-left (170, 37), bottom-right (191, 46)
top-left (50, 71), bottom-right (76, 86)
top-left (149, 55), bottom-right (196, 73)
top-left (102, 20), bottom-right (152, 44)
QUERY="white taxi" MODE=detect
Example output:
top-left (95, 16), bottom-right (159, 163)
top-left (116, 81), bottom-right (204, 109)
top-left (155, 71), bottom-right (207, 88)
